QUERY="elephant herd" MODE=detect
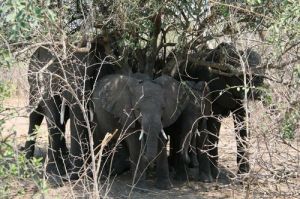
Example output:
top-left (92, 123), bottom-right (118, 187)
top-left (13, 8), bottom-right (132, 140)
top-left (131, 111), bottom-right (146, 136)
top-left (22, 35), bottom-right (263, 190)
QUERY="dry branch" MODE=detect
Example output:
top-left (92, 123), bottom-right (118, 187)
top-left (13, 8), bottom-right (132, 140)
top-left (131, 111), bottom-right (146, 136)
top-left (13, 42), bottom-right (91, 58)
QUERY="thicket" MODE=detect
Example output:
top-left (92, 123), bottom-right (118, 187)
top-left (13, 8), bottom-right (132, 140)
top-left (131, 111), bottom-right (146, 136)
top-left (0, 0), bottom-right (299, 198)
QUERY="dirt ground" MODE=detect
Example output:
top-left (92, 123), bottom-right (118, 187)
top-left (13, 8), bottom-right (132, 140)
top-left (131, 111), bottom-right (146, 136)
top-left (2, 97), bottom-right (300, 199)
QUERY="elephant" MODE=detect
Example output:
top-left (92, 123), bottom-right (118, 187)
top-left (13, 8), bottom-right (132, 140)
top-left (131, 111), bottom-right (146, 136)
top-left (166, 81), bottom-right (213, 182)
top-left (102, 142), bottom-right (131, 176)
top-left (23, 34), bottom-right (119, 177)
top-left (164, 42), bottom-right (263, 179)
top-left (91, 73), bottom-right (188, 189)
top-left (23, 95), bottom-right (71, 176)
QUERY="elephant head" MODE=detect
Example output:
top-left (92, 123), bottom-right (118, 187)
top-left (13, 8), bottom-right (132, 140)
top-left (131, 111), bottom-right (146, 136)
top-left (243, 48), bottom-right (264, 99)
top-left (94, 74), bottom-right (188, 160)
top-left (206, 43), bottom-right (264, 100)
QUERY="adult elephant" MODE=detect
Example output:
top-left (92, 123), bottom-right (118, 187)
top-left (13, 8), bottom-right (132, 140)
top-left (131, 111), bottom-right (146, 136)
top-left (166, 81), bottom-right (213, 182)
top-left (91, 73), bottom-right (188, 189)
top-left (164, 42), bottom-right (263, 179)
top-left (23, 34), bottom-right (118, 177)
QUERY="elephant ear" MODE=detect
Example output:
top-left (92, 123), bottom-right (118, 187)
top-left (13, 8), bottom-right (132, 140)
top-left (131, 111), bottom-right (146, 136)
top-left (94, 74), bottom-right (137, 127)
top-left (243, 48), bottom-right (261, 68)
top-left (155, 75), bottom-right (189, 127)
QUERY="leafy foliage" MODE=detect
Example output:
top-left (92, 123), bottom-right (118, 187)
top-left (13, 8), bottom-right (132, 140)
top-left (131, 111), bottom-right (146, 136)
top-left (0, 141), bottom-right (45, 198)
top-left (0, 0), bottom-right (57, 42)
top-left (267, 1), bottom-right (300, 55)
top-left (280, 64), bottom-right (300, 140)
top-left (0, 82), bottom-right (13, 102)
top-left (281, 110), bottom-right (299, 140)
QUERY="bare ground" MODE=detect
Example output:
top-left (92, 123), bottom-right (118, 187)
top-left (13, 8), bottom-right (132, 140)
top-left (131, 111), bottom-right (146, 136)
top-left (2, 97), bottom-right (300, 199)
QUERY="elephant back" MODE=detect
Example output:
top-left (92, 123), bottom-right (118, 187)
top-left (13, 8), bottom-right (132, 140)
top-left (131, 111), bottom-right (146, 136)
top-left (28, 46), bottom-right (63, 108)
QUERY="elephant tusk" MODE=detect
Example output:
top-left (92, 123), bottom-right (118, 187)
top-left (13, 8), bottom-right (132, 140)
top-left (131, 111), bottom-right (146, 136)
top-left (139, 129), bottom-right (145, 141)
top-left (89, 106), bottom-right (94, 121)
top-left (60, 98), bottom-right (66, 125)
top-left (196, 129), bottom-right (200, 136)
top-left (161, 129), bottom-right (168, 140)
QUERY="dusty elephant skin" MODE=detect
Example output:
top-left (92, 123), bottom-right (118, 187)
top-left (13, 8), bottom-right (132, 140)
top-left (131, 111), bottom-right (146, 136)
top-left (91, 73), bottom-right (188, 190)
top-left (23, 35), bottom-right (118, 179)
top-left (167, 81), bottom-right (213, 183)
top-left (164, 42), bottom-right (263, 180)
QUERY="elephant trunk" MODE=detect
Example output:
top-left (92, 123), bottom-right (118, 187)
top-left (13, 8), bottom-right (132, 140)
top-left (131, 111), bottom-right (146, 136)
top-left (141, 115), bottom-right (162, 161)
top-left (144, 129), bottom-right (158, 161)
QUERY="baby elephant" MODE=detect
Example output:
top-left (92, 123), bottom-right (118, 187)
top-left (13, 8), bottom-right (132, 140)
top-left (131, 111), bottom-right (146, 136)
top-left (91, 73), bottom-right (188, 189)
top-left (167, 81), bottom-right (213, 182)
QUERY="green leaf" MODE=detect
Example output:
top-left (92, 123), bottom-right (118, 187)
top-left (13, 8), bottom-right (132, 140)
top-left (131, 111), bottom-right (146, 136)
top-left (6, 12), bottom-right (16, 22)
top-left (34, 7), bottom-right (42, 16)
top-left (47, 9), bottom-right (56, 22)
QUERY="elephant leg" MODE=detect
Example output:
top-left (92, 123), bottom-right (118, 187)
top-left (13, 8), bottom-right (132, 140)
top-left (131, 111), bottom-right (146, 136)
top-left (169, 128), bottom-right (189, 181)
top-left (125, 133), bottom-right (146, 188)
top-left (174, 114), bottom-right (200, 182)
top-left (196, 119), bottom-right (213, 183)
top-left (174, 143), bottom-right (189, 181)
top-left (188, 133), bottom-right (199, 168)
top-left (68, 103), bottom-right (90, 179)
top-left (168, 128), bottom-right (176, 170)
top-left (43, 96), bottom-right (68, 175)
top-left (207, 117), bottom-right (221, 178)
top-left (233, 108), bottom-right (250, 174)
top-left (155, 138), bottom-right (171, 190)
top-left (197, 153), bottom-right (213, 183)
top-left (111, 142), bottom-right (131, 176)
top-left (62, 104), bottom-right (70, 157)
top-left (24, 102), bottom-right (44, 159)
top-left (103, 141), bottom-right (131, 177)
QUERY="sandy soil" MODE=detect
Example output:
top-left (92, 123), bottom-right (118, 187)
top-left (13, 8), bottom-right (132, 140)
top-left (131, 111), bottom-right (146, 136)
top-left (2, 97), bottom-right (300, 199)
